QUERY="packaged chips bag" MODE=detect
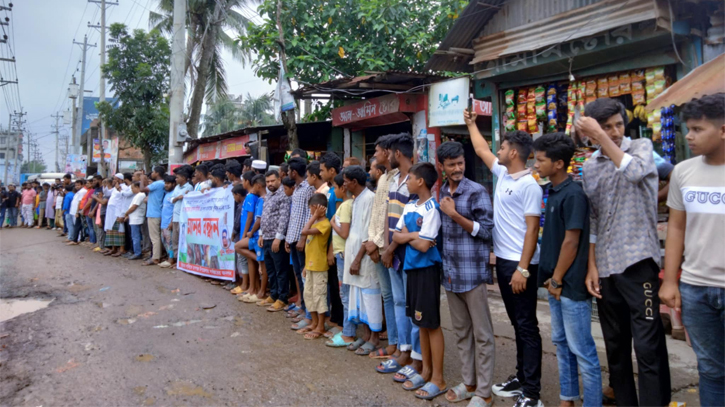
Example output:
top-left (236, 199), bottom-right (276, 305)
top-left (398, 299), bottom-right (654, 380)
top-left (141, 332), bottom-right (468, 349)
top-left (597, 78), bottom-right (609, 98)
top-left (534, 86), bottom-right (546, 103)
top-left (608, 75), bottom-right (620, 97)
top-left (619, 72), bottom-right (631, 94)
top-left (505, 89), bottom-right (515, 106)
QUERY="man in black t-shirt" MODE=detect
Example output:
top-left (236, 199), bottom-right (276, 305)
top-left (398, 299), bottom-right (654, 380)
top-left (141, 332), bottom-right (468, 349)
top-left (4, 184), bottom-right (20, 228)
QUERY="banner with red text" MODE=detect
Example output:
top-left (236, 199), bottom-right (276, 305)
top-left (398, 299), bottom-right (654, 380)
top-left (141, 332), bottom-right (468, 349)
top-left (177, 186), bottom-right (236, 280)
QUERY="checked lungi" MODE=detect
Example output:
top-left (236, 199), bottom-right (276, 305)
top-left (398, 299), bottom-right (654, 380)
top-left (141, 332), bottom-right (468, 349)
top-left (105, 220), bottom-right (125, 247)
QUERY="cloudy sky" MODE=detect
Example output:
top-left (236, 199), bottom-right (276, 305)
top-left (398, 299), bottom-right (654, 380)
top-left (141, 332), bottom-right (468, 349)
top-left (3, 0), bottom-right (274, 170)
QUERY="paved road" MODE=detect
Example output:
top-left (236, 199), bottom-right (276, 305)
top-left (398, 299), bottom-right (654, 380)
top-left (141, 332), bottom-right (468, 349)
top-left (0, 228), bottom-right (699, 406)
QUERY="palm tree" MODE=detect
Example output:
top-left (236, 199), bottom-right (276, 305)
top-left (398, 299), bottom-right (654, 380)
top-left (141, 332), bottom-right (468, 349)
top-left (239, 92), bottom-right (276, 127)
top-left (149, 0), bottom-right (254, 139)
top-left (200, 97), bottom-right (243, 137)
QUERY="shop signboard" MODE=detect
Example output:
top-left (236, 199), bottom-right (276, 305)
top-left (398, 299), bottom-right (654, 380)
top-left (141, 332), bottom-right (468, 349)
top-left (332, 94), bottom-right (417, 127)
top-left (184, 146), bottom-right (199, 164)
top-left (92, 138), bottom-right (112, 163)
top-left (64, 154), bottom-right (87, 178)
top-left (177, 187), bottom-right (236, 281)
top-left (198, 142), bottom-right (219, 161)
top-left (219, 135), bottom-right (250, 159)
top-left (428, 77), bottom-right (470, 127)
top-left (108, 137), bottom-right (119, 175)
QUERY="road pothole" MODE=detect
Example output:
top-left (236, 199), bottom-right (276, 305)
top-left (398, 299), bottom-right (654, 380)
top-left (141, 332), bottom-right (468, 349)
top-left (0, 298), bottom-right (53, 323)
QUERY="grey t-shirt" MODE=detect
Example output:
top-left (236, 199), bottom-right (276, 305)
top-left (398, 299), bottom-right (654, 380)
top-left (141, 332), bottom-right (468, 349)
top-left (667, 156), bottom-right (725, 288)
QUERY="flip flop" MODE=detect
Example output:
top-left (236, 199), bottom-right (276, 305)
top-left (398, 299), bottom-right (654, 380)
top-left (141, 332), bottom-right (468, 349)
top-left (446, 383), bottom-right (475, 403)
top-left (354, 341), bottom-right (377, 356)
top-left (290, 319), bottom-right (310, 330)
top-left (303, 331), bottom-right (323, 340)
top-left (468, 396), bottom-right (494, 407)
top-left (346, 338), bottom-right (365, 351)
top-left (415, 382), bottom-right (448, 400)
top-left (323, 327), bottom-right (341, 339)
top-left (368, 347), bottom-right (393, 359)
top-left (375, 358), bottom-right (402, 374)
top-left (393, 366), bottom-right (419, 383)
top-left (325, 332), bottom-right (353, 348)
top-left (403, 373), bottom-right (426, 391)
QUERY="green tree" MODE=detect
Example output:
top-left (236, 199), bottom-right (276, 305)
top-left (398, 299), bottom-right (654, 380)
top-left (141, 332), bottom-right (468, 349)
top-left (97, 24), bottom-right (171, 171)
top-left (150, 0), bottom-right (254, 140)
top-left (21, 160), bottom-right (46, 174)
top-left (239, 92), bottom-right (276, 127)
top-left (238, 0), bottom-right (467, 84)
top-left (201, 97), bottom-right (243, 137)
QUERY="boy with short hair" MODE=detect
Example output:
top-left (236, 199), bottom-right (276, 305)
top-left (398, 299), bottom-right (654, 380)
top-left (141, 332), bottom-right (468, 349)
top-left (122, 181), bottom-right (147, 260)
top-left (393, 162), bottom-right (445, 400)
top-left (158, 175), bottom-right (177, 268)
top-left (299, 193), bottom-right (332, 339)
top-left (234, 171), bottom-right (258, 297)
top-left (237, 174), bottom-right (266, 303)
top-left (307, 161), bottom-right (329, 195)
top-left (660, 93), bottom-right (725, 407)
top-left (533, 133), bottom-right (601, 407)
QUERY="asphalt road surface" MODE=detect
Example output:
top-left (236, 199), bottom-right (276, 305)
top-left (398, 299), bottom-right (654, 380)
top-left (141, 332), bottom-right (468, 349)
top-left (0, 228), bottom-right (699, 406)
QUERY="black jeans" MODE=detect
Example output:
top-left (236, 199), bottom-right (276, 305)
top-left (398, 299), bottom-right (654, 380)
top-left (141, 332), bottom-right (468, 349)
top-left (289, 243), bottom-right (306, 311)
top-left (496, 258), bottom-right (542, 400)
top-left (263, 239), bottom-right (290, 303)
top-left (327, 265), bottom-right (343, 326)
top-left (598, 258), bottom-right (671, 407)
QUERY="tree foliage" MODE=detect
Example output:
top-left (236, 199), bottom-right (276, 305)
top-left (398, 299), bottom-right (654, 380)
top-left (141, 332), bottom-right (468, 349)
top-left (97, 24), bottom-right (171, 170)
top-left (21, 160), bottom-right (46, 174)
top-left (201, 93), bottom-right (277, 137)
top-left (239, 0), bottom-right (468, 84)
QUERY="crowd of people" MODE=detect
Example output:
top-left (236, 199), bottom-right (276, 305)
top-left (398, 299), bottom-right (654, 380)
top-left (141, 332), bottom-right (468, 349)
top-left (0, 94), bottom-right (722, 407)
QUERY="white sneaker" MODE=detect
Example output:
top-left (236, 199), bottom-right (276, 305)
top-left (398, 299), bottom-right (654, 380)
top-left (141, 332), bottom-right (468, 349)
top-left (492, 374), bottom-right (523, 398)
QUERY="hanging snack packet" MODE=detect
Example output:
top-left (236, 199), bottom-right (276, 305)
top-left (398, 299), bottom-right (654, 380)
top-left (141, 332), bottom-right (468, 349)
top-left (586, 79), bottom-right (597, 97)
top-left (654, 66), bottom-right (665, 81)
top-left (609, 75), bottom-right (620, 97)
top-left (646, 83), bottom-right (656, 102)
top-left (517, 119), bottom-right (528, 132)
top-left (597, 78), bottom-right (609, 98)
top-left (645, 68), bottom-right (655, 84)
top-left (534, 86), bottom-right (546, 103)
top-left (518, 89), bottom-right (527, 104)
top-left (505, 89), bottom-right (515, 106)
top-left (619, 72), bottom-right (631, 94)
top-left (632, 69), bottom-right (645, 82)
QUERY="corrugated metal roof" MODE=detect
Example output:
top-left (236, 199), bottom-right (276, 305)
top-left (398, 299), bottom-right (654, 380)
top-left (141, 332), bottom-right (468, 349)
top-left (645, 53), bottom-right (725, 112)
top-left (292, 70), bottom-right (447, 99)
top-left (470, 0), bottom-right (667, 64)
top-left (480, 0), bottom-right (602, 37)
top-left (424, 0), bottom-right (507, 72)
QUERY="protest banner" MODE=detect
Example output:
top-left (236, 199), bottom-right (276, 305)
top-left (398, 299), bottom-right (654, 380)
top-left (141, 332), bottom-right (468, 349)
top-left (177, 186), bottom-right (236, 281)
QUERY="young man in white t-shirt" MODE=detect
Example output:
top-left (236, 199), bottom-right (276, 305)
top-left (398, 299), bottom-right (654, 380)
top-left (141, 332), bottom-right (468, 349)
top-left (466, 109), bottom-right (543, 407)
top-left (659, 93), bottom-right (725, 407)
top-left (121, 181), bottom-right (147, 260)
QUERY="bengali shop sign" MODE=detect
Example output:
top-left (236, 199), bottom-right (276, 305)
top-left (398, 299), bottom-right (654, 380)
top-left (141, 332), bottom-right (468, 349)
top-left (177, 186), bottom-right (236, 281)
top-left (219, 135), bottom-right (249, 159)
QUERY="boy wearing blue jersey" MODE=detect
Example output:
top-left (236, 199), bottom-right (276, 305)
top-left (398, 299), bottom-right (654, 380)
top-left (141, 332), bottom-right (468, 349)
top-left (393, 162), bottom-right (446, 401)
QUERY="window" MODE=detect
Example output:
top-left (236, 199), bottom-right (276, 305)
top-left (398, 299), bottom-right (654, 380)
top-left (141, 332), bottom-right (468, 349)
top-left (0, 137), bottom-right (6, 145)
top-left (0, 152), bottom-right (5, 160)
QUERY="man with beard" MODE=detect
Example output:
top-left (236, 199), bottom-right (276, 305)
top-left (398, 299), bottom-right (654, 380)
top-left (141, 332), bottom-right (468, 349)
top-left (259, 170), bottom-right (292, 312)
top-left (140, 166), bottom-right (167, 266)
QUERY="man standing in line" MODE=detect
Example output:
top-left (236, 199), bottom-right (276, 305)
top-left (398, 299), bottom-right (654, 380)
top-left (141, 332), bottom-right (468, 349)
top-left (319, 152), bottom-right (344, 328)
top-left (576, 98), bottom-right (670, 407)
top-left (141, 166), bottom-right (167, 266)
top-left (260, 170), bottom-right (291, 312)
top-left (465, 109), bottom-right (543, 407)
top-left (285, 157), bottom-right (315, 330)
top-left (4, 184), bottom-right (20, 228)
top-left (659, 94), bottom-right (724, 407)
top-left (436, 141), bottom-right (496, 407)
top-left (20, 182), bottom-right (36, 228)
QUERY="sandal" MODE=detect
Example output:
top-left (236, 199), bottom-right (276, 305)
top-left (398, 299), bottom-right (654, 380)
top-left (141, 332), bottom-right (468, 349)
top-left (380, 331), bottom-right (388, 341)
top-left (354, 341), bottom-right (378, 356)
top-left (295, 326), bottom-right (313, 335)
top-left (368, 347), bottom-right (393, 359)
top-left (325, 332), bottom-right (353, 348)
top-left (415, 382), bottom-right (448, 400)
top-left (446, 383), bottom-right (475, 403)
top-left (375, 358), bottom-right (402, 374)
top-left (346, 338), bottom-right (366, 351)
top-left (290, 319), bottom-right (310, 330)
top-left (303, 331), bottom-right (322, 340)
top-left (323, 327), bottom-right (341, 339)
top-left (403, 373), bottom-right (426, 391)
top-left (394, 366), bottom-right (419, 383)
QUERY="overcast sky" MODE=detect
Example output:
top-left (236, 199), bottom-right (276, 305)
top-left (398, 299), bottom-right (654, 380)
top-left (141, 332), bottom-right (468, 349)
top-left (5, 0), bottom-right (274, 169)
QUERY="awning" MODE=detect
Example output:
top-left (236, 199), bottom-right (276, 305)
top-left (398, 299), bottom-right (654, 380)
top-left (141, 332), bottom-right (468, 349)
top-left (332, 94), bottom-right (419, 129)
top-left (470, 0), bottom-right (668, 65)
top-left (646, 54), bottom-right (725, 112)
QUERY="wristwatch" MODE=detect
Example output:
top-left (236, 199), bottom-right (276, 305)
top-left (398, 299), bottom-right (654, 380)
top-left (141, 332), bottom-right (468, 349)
top-left (516, 266), bottom-right (530, 278)
top-left (550, 279), bottom-right (561, 289)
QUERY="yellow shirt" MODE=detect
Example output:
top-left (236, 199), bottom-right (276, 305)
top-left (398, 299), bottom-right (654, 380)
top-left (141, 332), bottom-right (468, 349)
top-left (305, 218), bottom-right (332, 272)
top-left (332, 199), bottom-right (352, 254)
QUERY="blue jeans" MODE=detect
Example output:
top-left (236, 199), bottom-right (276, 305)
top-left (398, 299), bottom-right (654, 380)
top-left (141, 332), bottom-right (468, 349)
top-left (290, 244), bottom-right (310, 318)
top-left (86, 216), bottom-right (96, 243)
top-left (6, 207), bottom-right (17, 226)
top-left (0, 206), bottom-right (5, 227)
top-left (681, 282), bottom-right (725, 407)
top-left (337, 254), bottom-right (356, 338)
top-left (389, 266), bottom-right (421, 360)
top-left (549, 295), bottom-right (602, 406)
top-left (130, 224), bottom-right (143, 256)
top-left (376, 261), bottom-right (397, 346)
top-left (65, 214), bottom-right (76, 241)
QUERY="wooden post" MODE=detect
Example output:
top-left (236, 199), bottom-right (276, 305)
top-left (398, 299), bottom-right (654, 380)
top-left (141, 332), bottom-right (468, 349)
top-left (276, 0), bottom-right (299, 150)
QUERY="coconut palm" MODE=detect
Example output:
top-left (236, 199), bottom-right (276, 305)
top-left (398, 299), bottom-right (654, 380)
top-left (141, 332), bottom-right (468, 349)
top-left (149, 0), bottom-right (255, 139)
top-left (200, 97), bottom-right (243, 137)
top-left (239, 92), bottom-right (276, 127)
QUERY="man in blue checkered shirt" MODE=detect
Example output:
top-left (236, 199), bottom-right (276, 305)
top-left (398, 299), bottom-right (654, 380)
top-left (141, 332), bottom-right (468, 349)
top-left (437, 141), bottom-right (495, 407)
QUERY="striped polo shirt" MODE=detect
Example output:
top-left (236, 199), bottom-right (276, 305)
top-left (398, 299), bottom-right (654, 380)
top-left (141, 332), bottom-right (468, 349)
top-left (387, 171), bottom-right (417, 268)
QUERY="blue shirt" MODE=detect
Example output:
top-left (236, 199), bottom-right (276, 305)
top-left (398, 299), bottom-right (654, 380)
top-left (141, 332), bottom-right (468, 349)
top-left (62, 192), bottom-right (75, 212)
top-left (394, 197), bottom-right (442, 271)
top-left (326, 186), bottom-right (342, 220)
top-left (252, 196), bottom-right (264, 239)
top-left (161, 192), bottom-right (174, 229)
top-left (146, 180), bottom-right (165, 218)
top-left (241, 193), bottom-right (259, 234)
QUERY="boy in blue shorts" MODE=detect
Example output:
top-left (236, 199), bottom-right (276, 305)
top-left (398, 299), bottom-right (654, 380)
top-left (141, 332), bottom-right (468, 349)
top-left (239, 174), bottom-right (267, 303)
top-left (393, 162), bottom-right (446, 401)
top-left (236, 171), bottom-right (259, 302)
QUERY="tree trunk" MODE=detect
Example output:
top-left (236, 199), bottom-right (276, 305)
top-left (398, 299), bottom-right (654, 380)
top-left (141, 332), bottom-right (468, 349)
top-left (142, 145), bottom-right (153, 172)
top-left (276, 0), bottom-right (299, 149)
top-left (186, 4), bottom-right (222, 139)
top-left (184, 18), bottom-right (198, 84)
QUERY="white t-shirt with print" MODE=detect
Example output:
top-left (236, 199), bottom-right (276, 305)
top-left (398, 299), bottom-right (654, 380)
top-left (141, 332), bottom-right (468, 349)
top-left (128, 192), bottom-right (147, 225)
top-left (491, 159), bottom-right (542, 264)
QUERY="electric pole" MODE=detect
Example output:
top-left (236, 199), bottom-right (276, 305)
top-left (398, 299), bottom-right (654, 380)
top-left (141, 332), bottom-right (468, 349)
top-left (73, 35), bottom-right (96, 155)
top-left (12, 111), bottom-right (25, 183)
top-left (167, 0), bottom-right (187, 165)
top-left (89, 0), bottom-right (117, 176)
top-left (3, 113), bottom-right (12, 185)
top-left (51, 113), bottom-right (62, 171)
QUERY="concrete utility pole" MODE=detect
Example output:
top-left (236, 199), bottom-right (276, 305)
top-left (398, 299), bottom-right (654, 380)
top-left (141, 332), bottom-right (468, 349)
top-left (3, 113), bottom-right (12, 186)
top-left (167, 0), bottom-right (187, 165)
top-left (51, 113), bottom-right (62, 171)
top-left (89, 0), bottom-right (117, 176)
top-left (73, 35), bottom-right (96, 155)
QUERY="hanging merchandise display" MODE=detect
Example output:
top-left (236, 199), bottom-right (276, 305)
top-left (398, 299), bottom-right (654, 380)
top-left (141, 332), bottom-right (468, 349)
top-left (660, 105), bottom-right (676, 164)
